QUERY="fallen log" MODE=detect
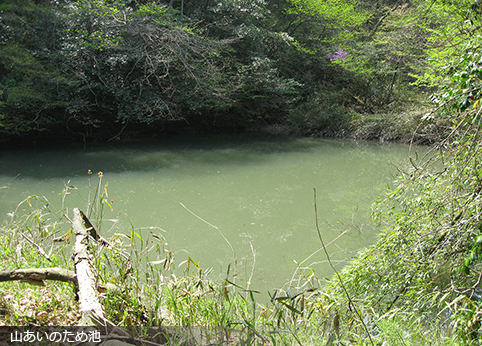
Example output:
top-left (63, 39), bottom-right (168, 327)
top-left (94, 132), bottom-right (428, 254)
top-left (0, 267), bottom-right (117, 293)
top-left (0, 268), bottom-right (75, 286)
top-left (1, 208), bottom-right (117, 322)
top-left (72, 207), bottom-right (106, 326)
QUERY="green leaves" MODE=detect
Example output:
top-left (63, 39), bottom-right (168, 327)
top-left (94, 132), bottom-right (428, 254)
top-left (411, 0), bottom-right (482, 115)
top-left (0, 0), bottom-right (447, 140)
top-left (229, 56), bottom-right (303, 118)
top-left (287, 0), bottom-right (368, 34)
top-left (0, 1), bottom-right (70, 134)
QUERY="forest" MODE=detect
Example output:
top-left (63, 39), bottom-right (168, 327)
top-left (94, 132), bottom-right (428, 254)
top-left (0, 0), bottom-right (451, 145)
top-left (3, 0), bottom-right (482, 345)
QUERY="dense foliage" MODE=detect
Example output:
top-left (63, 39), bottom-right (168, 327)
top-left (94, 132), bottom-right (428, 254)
top-left (316, 0), bottom-right (482, 344)
top-left (0, 0), bottom-right (436, 144)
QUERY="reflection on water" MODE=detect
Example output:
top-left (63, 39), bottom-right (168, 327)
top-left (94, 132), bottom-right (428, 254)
top-left (0, 135), bottom-right (421, 298)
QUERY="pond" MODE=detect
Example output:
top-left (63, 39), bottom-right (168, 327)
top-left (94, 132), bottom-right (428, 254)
top-left (0, 135), bottom-right (420, 299)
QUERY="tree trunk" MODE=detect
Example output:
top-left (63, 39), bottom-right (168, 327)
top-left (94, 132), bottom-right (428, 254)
top-left (385, 58), bottom-right (401, 105)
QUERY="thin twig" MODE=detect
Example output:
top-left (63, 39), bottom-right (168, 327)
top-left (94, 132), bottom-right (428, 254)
top-left (89, 172), bottom-right (103, 220)
top-left (247, 241), bottom-right (256, 291)
top-left (64, 213), bottom-right (73, 224)
top-left (289, 229), bottom-right (348, 288)
top-left (179, 202), bottom-right (237, 267)
top-left (107, 121), bottom-right (129, 142)
top-left (0, 173), bottom-right (20, 189)
top-left (469, 270), bottom-right (482, 300)
top-left (313, 188), bottom-right (374, 345)
top-left (21, 233), bottom-right (52, 262)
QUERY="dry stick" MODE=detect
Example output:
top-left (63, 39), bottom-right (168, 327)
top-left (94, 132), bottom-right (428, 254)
top-left (0, 173), bottom-right (20, 189)
top-left (107, 121), bottom-right (129, 142)
top-left (88, 173), bottom-right (103, 221)
top-left (247, 241), bottom-right (256, 291)
top-left (313, 189), bottom-right (374, 346)
top-left (87, 173), bottom-right (93, 217)
top-left (179, 202), bottom-right (237, 267)
top-left (20, 233), bottom-right (52, 262)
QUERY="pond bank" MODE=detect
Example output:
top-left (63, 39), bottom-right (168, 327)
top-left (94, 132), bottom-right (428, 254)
top-left (0, 102), bottom-right (444, 150)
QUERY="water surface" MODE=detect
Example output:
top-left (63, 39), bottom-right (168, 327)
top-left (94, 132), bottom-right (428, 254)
top-left (0, 135), bottom-right (418, 297)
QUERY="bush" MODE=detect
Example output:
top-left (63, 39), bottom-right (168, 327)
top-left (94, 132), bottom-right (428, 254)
top-left (286, 88), bottom-right (353, 136)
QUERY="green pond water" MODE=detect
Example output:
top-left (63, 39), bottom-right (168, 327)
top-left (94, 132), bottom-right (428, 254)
top-left (0, 135), bottom-right (420, 298)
